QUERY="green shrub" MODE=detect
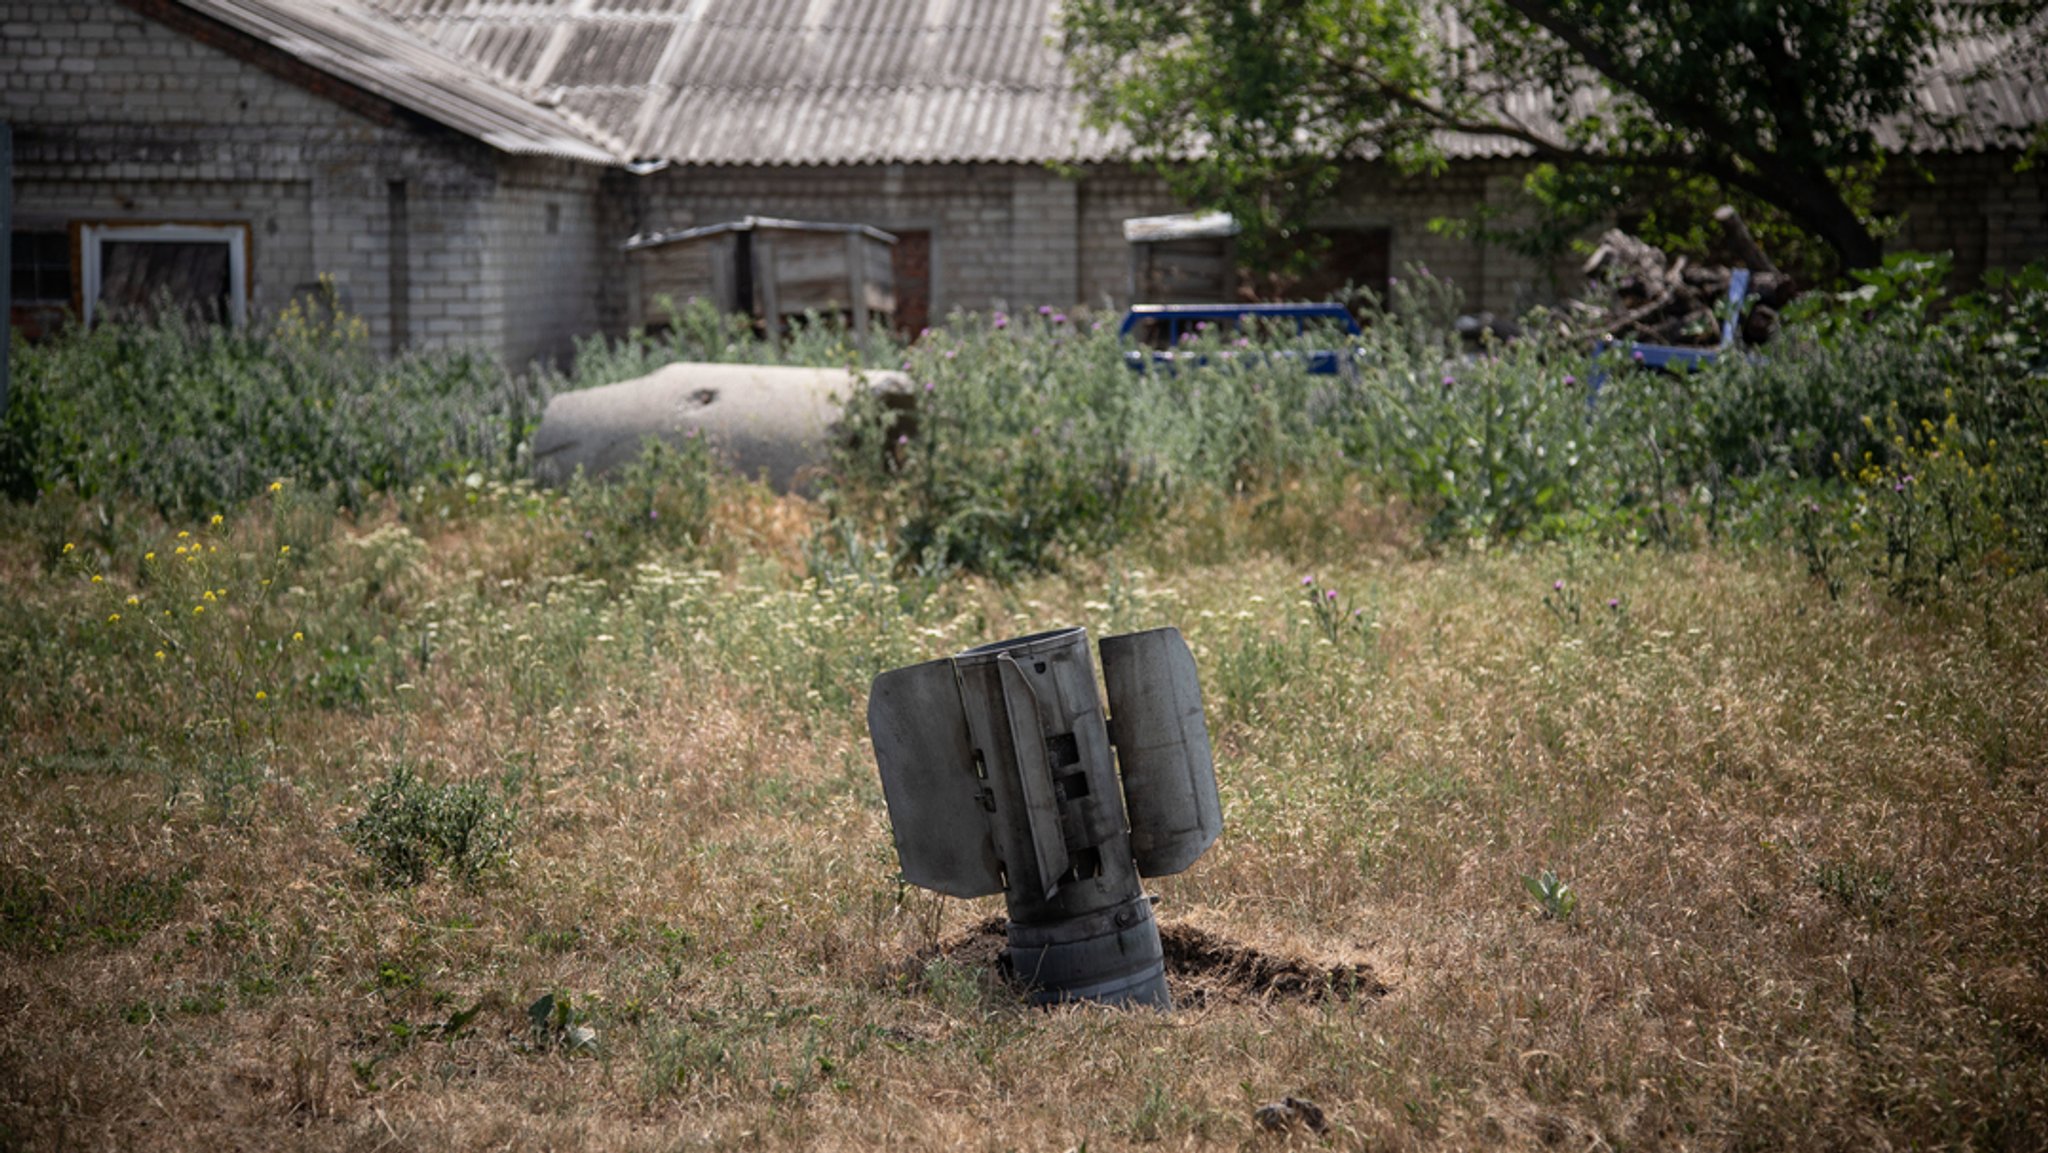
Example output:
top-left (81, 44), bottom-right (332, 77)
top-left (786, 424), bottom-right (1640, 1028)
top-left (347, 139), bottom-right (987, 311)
top-left (9, 298), bottom-right (545, 517)
top-left (555, 436), bottom-right (723, 581)
top-left (342, 764), bottom-right (518, 887)
top-left (831, 308), bottom-right (1338, 576)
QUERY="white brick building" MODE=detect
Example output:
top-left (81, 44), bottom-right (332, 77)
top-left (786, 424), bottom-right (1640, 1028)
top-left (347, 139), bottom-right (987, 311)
top-left (5, 0), bottom-right (2045, 366)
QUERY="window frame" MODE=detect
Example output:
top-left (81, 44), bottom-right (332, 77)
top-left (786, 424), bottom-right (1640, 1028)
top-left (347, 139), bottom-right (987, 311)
top-left (76, 221), bottom-right (251, 327)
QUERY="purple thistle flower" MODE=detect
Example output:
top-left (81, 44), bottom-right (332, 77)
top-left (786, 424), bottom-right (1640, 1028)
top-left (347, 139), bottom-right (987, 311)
top-left (1563, 374), bottom-right (1577, 386)
top-left (1553, 580), bottom-right (1564, 591)
top-left (1607, 598), bottom-right (1620, 609)
top-left (1326, 589), bottom-right (1338, 601)
top-left (923, 380), bottom-right (936, 393)
top-left (993, 311), bottom-right (1008, 329)
top-left (1302, 575), bottom-right (1315, 586)
top-left (1442, 374), bottom-right (1456, 388)
top-left (1052, 312), bottom-right (1067, 324)
top-left (1038, 304), bottom-right (1054, 316)
top-left (1632, 349), bottom-right (1645, 362)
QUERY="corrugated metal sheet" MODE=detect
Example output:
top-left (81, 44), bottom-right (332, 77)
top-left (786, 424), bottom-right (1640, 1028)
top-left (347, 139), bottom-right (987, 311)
top-left (356, 0), bottom-right (1119, 164)
top-left (173, 0), bottom-right (623, 162)
top-left (175, 0), bottom-right (2041, 169)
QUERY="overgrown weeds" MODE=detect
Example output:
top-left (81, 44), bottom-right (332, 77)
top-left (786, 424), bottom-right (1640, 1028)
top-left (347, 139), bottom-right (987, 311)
top-left (0, 259), bottom-right (2044, 1151)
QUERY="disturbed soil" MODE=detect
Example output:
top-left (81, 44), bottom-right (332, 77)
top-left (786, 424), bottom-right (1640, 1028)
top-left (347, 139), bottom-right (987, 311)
top-left (922, 915), bottom-right (1389, 1007)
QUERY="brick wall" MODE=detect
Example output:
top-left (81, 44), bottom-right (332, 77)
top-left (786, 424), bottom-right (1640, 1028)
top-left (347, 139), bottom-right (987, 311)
top-left (1880, 150), bottom-right (2048, 286)
top-left (490, 157), bottom-right (606, 367)
top-left (1, 0), bottom-right (603, 365)
top-left (631, 159), bottom-right (1559, 323)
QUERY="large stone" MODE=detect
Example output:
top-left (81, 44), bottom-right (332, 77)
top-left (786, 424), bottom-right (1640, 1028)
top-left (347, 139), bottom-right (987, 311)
top-left (531, 362), bottom-right (913, 493)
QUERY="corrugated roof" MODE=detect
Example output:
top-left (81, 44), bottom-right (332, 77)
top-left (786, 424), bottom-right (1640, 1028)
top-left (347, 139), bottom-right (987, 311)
top-left (356, 0), bottom-right (1119, 164)
top-left (172, 0), bottom-right (624, 162)
top-left (172, 0), bottom-right (2042, 169)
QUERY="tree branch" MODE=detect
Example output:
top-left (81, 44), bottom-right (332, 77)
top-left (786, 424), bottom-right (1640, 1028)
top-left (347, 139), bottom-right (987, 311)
top-left (1310, 45), bottom-right (1701, 170)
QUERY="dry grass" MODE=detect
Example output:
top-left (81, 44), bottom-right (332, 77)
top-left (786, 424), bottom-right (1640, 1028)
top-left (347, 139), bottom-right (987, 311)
top-left (1, 487), bottom-right (2044, 1151)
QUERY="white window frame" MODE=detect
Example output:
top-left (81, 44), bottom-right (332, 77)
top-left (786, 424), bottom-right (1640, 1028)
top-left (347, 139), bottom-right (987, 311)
top-left (79, 222), bottom-right (250, 327)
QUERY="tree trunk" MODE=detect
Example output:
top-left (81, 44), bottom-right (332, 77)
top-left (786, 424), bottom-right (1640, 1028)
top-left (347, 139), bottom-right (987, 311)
top-left (1753, 164), bottom-right (1884, 271)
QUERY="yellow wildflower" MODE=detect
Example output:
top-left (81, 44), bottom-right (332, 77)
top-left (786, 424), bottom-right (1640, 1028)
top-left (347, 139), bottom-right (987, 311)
top-left (107, 613), bottom-right (121, 624)
top-left (125, 596), bottom-right (140, 606)
top-left (193, 605), bottom-right (205, 615)
top-left (210, 514), bottom-right (224, 527)
top-left (279, 545), bottom-right (291, 556)
top-left (90, 574), bottom-right (103, 584)
top-left (62, 542), bottom-right (75, 554)
top-left (203, 591), bottom-right (217, 602)
top-left (292, 631), bottom-right (304, 642)
top-left (177, 531), bottom-right (189, 540)
top-left (255, 691), bottom-right (268, 701)
top-left (145, 552), bottom-right (155, 562)
top-left (269, 480), bottom-right (285, 493)
top-left (154, 650), bottom-right (166, 661)
top-left (175, 545), bottom-right (188, 556)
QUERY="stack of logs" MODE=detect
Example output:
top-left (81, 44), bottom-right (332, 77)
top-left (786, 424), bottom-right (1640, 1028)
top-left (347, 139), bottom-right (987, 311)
top-left (1581, 206), bottom-right (1795, 346)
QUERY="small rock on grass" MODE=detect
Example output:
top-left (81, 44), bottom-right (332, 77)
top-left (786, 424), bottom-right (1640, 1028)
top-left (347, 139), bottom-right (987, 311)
top-left (1254, 1095), bottom-right (1327, 1134)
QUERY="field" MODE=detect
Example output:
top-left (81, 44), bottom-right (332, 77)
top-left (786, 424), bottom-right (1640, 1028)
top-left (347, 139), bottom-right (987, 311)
top-left (2, 271), bottom-right (2045, 1149)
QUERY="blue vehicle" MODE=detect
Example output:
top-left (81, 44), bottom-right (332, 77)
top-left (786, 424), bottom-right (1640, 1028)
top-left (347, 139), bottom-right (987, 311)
top-left (1119, 302), bottom-right (1363, 375)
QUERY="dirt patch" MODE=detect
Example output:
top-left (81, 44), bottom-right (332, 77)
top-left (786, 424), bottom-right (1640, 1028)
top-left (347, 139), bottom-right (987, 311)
top-left (916, 916), bottom-right (1387, 1007)
top-left (1160, 921), bottom-right (1388, 1006)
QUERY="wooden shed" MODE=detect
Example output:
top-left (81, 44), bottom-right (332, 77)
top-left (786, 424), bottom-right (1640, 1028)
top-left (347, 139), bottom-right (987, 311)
top-left (1124, 211), bottom-right (1240, 303)
top-left (624, 216), bottom-right (897, 339)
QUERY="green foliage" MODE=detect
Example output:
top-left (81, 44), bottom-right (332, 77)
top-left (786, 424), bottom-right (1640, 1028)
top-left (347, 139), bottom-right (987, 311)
top-left (548, 296), bottom-right (904, 393)
top-left (525, 992), bottom-right (599, 1054)
top-left (8, 256), bottom-right (2043, 611)
top-left (0, 866), bottom-right (188, 954)
top-left (557, 436), bottom-right (722, 581)
top-left (1521, 869), bottom-right (1579, 920)
top-left (7, 303), bottom-right (543, 517)
top-left (830, 308), bottom-right (1335, 577)
top-left (342, 764), bottom-right (518, 887)
top-left (1062, 0), bottom-right (2045, 269)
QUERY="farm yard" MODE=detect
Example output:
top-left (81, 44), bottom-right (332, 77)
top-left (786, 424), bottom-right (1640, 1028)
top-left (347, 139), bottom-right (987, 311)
top-left (2, 266), bottom-right (2046, 1150)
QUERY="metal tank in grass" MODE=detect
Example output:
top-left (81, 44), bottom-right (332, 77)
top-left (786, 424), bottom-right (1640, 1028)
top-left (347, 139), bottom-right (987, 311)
top-left (868, 626), bottom-right (1221, 1008)
top-left (530, 362), bottom-right (913, 494)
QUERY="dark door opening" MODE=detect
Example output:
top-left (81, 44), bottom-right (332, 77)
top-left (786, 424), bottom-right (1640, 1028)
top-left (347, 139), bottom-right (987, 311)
top-left (891, 229), bottom-right (930, 338)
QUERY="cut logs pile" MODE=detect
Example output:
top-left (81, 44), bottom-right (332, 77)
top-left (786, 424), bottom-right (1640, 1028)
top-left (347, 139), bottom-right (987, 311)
top-left (1580, 206), bottom-right (1796, 347)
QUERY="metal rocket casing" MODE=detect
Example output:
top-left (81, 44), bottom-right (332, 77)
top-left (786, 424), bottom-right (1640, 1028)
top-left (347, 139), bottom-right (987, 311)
top-left (866, 626), bottom-right (1221, 905)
